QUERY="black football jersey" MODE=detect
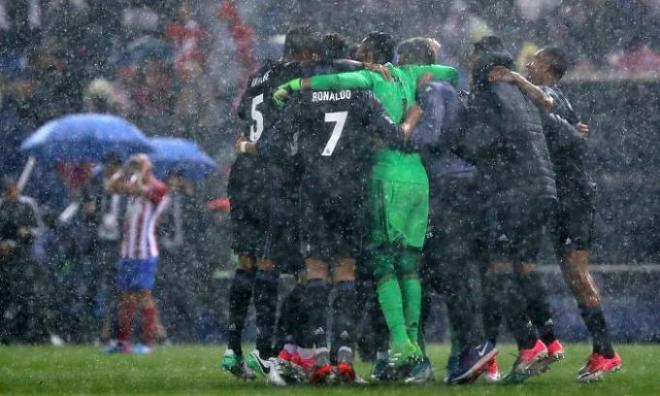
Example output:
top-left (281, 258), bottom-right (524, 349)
top-left (230, 60), bottom-right (366, 201)
top-left (272, 89), bottom-right (400, 192)
top-left (540, 85), bottom-right (593, 201)
top-left (228, 61), bottom-right (303, 195)
top-left (237, 61), bottom-right (304, 144)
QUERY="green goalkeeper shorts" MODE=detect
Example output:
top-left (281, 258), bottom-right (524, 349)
top-left (369, 149), bottom-right (429, 249)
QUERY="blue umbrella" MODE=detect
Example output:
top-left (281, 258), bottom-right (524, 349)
top-left (150, 137), bottom-right (216, 182)
top-left (21, 114), bottom-right (153, 162)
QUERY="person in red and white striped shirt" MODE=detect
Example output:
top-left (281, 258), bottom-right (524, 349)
top-left (120, 175), bottom-right (169, 261)
top-left (104, 154), bottom-right (169, 354)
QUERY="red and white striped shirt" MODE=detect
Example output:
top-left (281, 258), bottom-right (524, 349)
top-left (120, 179), bottom-right (170, 260)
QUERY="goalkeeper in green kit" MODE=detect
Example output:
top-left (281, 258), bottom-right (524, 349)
top-left (274, 34), bottom-right (458, 378)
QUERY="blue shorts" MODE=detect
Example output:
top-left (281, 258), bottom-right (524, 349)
top-left (116, 258), bottom-right (159, 291)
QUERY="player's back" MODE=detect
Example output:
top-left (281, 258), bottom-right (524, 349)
top-left (229, 61), bottom-right (302, 195)
top-left (238, 60), bottom-right (303, 146)
top-left (281, 89), bottom-right (394, 192)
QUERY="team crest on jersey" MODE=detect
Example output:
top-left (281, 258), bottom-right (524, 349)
top-left (311, 90), bottom-right (352, 102)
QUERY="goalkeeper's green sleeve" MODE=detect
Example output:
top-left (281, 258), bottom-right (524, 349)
top-left (272, 78), bottom-right (302, 108)
top-left (409, 64), bottom-right (459, 87)
top-left (309, 70), bottom-right (373, 90)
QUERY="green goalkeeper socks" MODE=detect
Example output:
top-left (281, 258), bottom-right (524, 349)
top-left (399, 248), bottom-right (422, 345)
top-left (401, 276), bottom-right (422, 345)
top-left (377, 278), bottom-right (409, 348)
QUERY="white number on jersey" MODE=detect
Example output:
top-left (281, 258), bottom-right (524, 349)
top-left (322, 111), bottom-right (348, 156)
top-left (249, 93), bottom-right (264, 142)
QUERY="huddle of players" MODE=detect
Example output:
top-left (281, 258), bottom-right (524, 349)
top-left (222, 26), bottom-right (623, 386)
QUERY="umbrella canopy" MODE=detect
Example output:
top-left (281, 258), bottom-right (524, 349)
top-left (150, 137), bottom-right (216, 182)
top-left (21, 114), bottom-right (153, 162)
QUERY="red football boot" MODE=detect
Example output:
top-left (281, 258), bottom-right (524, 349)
top-left (504, 340), bottom-right (549, 383)
top-left (577, 352), bottom-right (623, 382)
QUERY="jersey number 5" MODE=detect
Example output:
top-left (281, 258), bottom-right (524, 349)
top-left (249, 94), bottom-right (264, 142)
top-left (322, 111), bottom-right (348, 156)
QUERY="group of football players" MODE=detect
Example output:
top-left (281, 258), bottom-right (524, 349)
top-left (221, 26), bottom-right (623, 386)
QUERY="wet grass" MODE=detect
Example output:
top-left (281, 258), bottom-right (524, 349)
top-left (0, 343), bottom-right (658, 395)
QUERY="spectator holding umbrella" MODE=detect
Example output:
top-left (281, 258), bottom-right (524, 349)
top-left (104, 154), bottom-right (170, 354)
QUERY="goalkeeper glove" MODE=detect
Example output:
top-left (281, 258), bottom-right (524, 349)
top-left (273, 78), bottom-right (302, 108)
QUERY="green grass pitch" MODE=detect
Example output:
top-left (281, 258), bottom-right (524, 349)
top-left (1, 344), bottom-right (658, 395)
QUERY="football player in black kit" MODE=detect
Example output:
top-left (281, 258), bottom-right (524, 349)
top-left (489, 47), bottom-right (622, 382)
top-left (266, 40), bottom-right (421, 384)
top-left (223, 28), bottom-right (379, 382)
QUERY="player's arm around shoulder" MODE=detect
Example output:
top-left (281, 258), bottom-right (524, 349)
top-left (408, 64), bottom-right (459, 87)
top-left (273, 70), bottom-right (374, 108)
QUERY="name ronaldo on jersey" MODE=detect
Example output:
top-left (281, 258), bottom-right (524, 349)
top-left (312, 90), bottom-right (353, 102)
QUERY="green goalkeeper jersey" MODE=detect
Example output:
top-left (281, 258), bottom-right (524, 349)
top-left (305, 64), bottom-right (457, 183)
top-left (307, 64), bottom-right (458, 124)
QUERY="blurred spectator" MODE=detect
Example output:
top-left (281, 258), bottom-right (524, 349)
top-left (0, 0), bottom-right (41, 59)
top-left (0, 73), bottom-right (31, 178)
top-left (120, 1), bottom-right (161, 41)
top-left (158, 173), bottom-right (204, 341)
top-left (83, 153), bottom-right (125, 343)
top-left (83, 78), bottom-right (119, 114)
top-left (0, 177), bottom-right (44, 343)
top-left (165, 1), bottom-right (204, 80)
top-left (27, 47), bottom-right (76, 124)
top-left (128, 58), bottom-right (176, 135)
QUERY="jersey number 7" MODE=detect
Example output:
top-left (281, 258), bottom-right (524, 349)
top-left (322, 111), bottom-right (348, 157)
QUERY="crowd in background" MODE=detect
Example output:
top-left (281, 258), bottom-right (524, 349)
top-left (0, 0), bottom-right (659, 345)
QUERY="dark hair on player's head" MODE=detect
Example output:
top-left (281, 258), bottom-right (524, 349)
top-left (541, 47), bottom-right (569, 79)
top-left (397, 37), bottom-right (435, 66)
top-left (361, 31), bottom-right (396, 64)
top-left (2, 176), bottom-right (17, 191)
top-left (284, 25), bottom-right (322, 59)
top-left (473, 35), bottom-right (505, 54)
top-left (321, 32), bottom-right (349, 61)
top-left (470, 35), bottom-right (514, 89)
top-left (347, 43), bottom-right (360, 61)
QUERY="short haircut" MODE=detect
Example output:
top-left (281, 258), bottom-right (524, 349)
top-left (284, 25), bottom-right (321, 59)
top-left (397, 37), bottom-right (435, 66)
top-left (2, 176), bottom-right (17, 191)
top-left (541, 47), bottom-right (569, 79)
top-left (361, 31), bottom-right (396, 64)
top-left (321, 32), bottom-right (349, 61)
top-left (470, 35), bottom-right (514, 88)
top-left (473, 35), bottom-right (505, 54)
